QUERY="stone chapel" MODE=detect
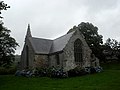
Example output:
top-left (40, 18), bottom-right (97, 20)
top-left (20, 25), bottom-right (99, 71)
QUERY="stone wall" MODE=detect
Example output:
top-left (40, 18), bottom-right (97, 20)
top-left (63, 30), bottom-right (92, 71)
top-left (20, 38), bottom-right (35, 70)
top-left (34, 55), bottom-right (49, 69)
top-left (49, 52), bottom-right (64, 68)
top-left (49, 55), bottom-right (56, 67)
top-left (19, 45), bottom-right (26, 70)
top-left (91, 57), bottom-right (100, 67)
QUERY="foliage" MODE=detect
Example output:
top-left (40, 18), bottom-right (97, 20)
top-left (105, 38), bottom-right (120, 50)
top-left (15, 67), bottom-right (68, 78)
top-left (0, 62), bottom-right (120, 90)
top-left (0, 1), bottom-right (10, 18)
top-left (0, 66), bottom-right (17, 75)
top-left (67, 22), bottom-right (104, 61)
top-left (68, 66), bottom-right (103, 77)
top-left (48, 67), bottom-right (68, 78)
top-left (15, 66), bottom-right (102, 78)
top-left (0, 1), bottom-right (19, 67)
top-left (103, 38), bottom-right (120, 62)
top-left (0, 24), bottom-right (18, 67)
top-left (101, 61), bottom-right (120, 70)
top-left (68, 66), bottom-right (87, 77)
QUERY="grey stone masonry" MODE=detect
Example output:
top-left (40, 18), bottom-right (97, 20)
top-left (20, 25), bottom-right (100, 71)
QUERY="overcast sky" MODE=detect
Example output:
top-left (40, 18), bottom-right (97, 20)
top-left (2, 0), bottom-right (120, 55)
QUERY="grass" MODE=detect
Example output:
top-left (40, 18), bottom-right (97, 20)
top-left (0, 62), bottom-right (120, 90)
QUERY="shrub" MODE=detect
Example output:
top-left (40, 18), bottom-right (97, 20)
top-left (85, 66), bottom-right (103, 74)
top-left (49, 67), bottom-right (67, 78)
top-left (37, 68), bottom-right (47, 77)
top-left (68, 66), bottom-right (103, 77)
top-left (0, 66), bottom-right (17, 75)
top-left (15, 67), bottom-right (68, 78)
top-left (15, 66), bottom-right (103, 78)
top-left (90, 67), bottom-right (96, 74)
top-left (68, 67), bottom-right (87, 77)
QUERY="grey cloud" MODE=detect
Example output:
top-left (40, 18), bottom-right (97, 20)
top-left (2, 0), bottom-right (120, 54)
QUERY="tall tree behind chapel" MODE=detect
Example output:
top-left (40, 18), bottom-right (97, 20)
top-left (67, 22), bottom-right (104, 61)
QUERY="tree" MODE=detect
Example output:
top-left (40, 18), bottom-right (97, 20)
top-left (0, 1), bottom-right (10, 18)
top-left (0, 1), bottom-right (18, 67)
top-left (104, 38), bottom-right (120, 61)
top-left (105, 38), bottom-right (119, 50)
top-left (67, 22), bottom-right (104, 61)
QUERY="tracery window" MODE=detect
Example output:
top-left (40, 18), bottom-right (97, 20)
top-left (74, 39), bottom-right (83, 62)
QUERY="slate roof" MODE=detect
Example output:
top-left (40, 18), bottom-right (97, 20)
top-left (29, 38), bottom-right (53, 54)
top-left (29, 31), bottom-right (75, 54)
top-left (50, 31), bottom-right (75, 53)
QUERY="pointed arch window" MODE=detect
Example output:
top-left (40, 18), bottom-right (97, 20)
top-left (74, 39), bottom-right (83, 62)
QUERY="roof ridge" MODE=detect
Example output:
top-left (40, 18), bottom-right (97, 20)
top-left (53, 31), bottom-right (75, 41)
top-left (32, 37), bottom-right (53, 41)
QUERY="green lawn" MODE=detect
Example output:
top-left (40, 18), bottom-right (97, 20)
top-left (0, 62), bottom-right (120, 90)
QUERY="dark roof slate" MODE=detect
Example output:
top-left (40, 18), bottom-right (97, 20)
top-left (29, 38), bottom-right (53, 54)
top-left (29, 31), bottom-right (75, 54)
top-left (50, 31), bottom-right (75, 53)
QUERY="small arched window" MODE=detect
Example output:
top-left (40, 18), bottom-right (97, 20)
top-left (56, 54), bottom-right (60, 65)
top-left (74, 39), bottom-right (83, 62)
